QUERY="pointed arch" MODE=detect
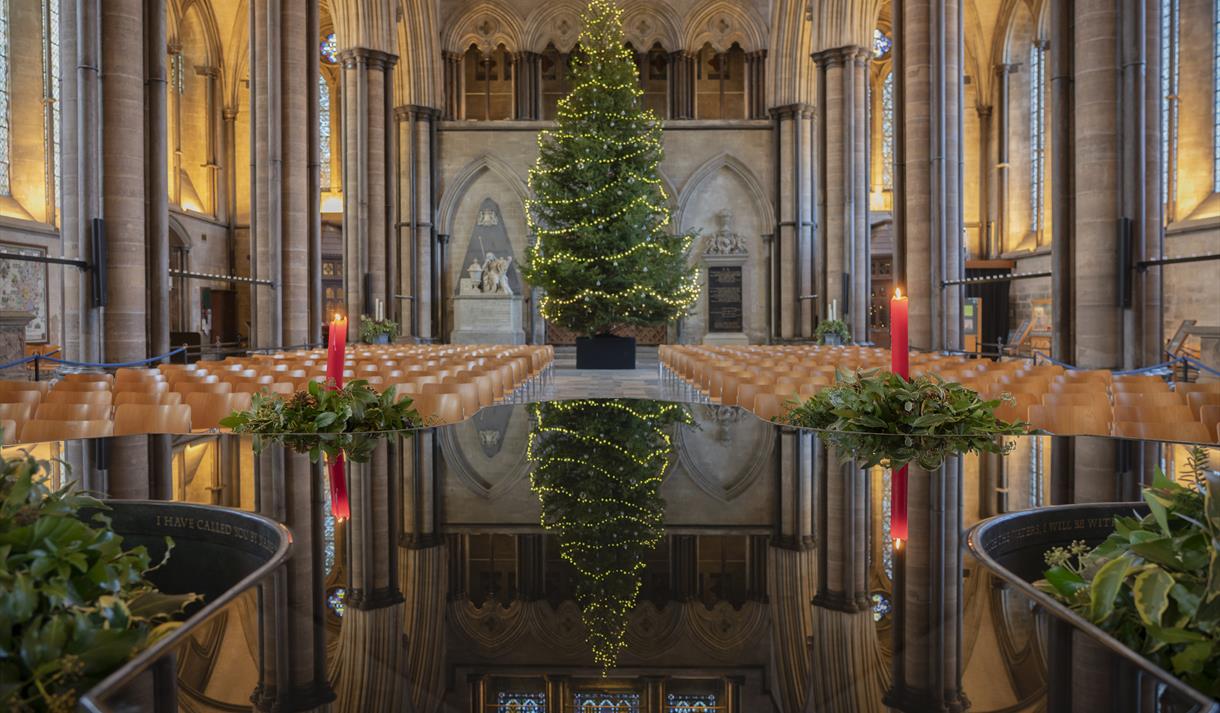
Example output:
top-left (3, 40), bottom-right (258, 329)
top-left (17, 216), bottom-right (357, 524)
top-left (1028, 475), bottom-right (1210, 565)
top-left (523, 1), bottom-right (585, 53)
top-left (396, 0), bottom-right (443, 108)
top-left (675, 153), bottom-right (775, 231)
top-left (437, 154), bottom-right (530, 236)
top-left (442, 0), bottom-right (524, 54)
top-left (621, 0), bottom-right (681, 51)
top-left (682, 0), bottom-right (767, 53)
top-left (810, 0), bottom-right (883, 54)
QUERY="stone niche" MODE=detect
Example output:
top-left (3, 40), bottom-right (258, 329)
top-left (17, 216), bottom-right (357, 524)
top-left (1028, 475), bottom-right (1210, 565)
top-left (450, 198), bottom-right (526, 344)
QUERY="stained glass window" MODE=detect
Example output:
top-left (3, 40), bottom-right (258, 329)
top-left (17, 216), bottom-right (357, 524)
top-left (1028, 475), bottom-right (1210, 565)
top-left (496, 692), bottom-right (546, 713)
top-left (873, 29), bottom-right (892, 59)
top-left (1162, 0), bottom-right (1179, 212)
top-left (42, 0), bottom-right (60, 218)
top-left (319, 75), bottom-right (331, 191)
top-left (881, 71), bottom-right (894, 191)
top-left (0, 0), bottom-right (11, 196)
top-left (1029, 43), bottom-right (1046, 233)
top-left (575, 692), bottom-right (641, 713)
top-left (871, 592), bottom-right (892, 622)
top-left (667, 693), bottom-right (717, 712)
top-left (1213, 0), bottom-right (1220, 191)
top-left (321, 32), bottom-right (338, 64)
top-left (322, 466), bottom-right (336, 573)
top-left (326, 587), bottom-right (346, 617)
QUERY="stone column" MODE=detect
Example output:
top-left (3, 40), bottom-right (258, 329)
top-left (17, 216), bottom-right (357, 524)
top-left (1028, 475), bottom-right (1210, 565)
top-left (746, 50), bottom-right (768, 119)
top-left (809, 444), bottom-right (888, 712)
top-left (442, 51), bottom-right (464, 120)
top-left (669, 52), bottom-right (696, 119)
top-left (774, 426), bottom-right (814, 549)
top-left (144, 0), bottom-right (168, 358)
top-left (976, 105), bottom-right (992, 257)
top-left (815, 46), bottom-right (870, 340)
top-left (669, 535), bottom-right (699, 600)
top-left (893, 0), bottom-right (964, 351)
top-left (771, 104), bottom-right (816, 339)
top-left (340, 48), bottom-right (398, 341)
top-left (251, 0), bottom-right (316, 348)
top-left (885, 459), bottom-right (966, 712)
top-left (514, 52), bottom-right (542, 120)
top-left (994, 65), bottom-right (1012, 257)
top-left (397, 105), bottom-right (439, 341)
top-left (252, 448), bottom-right (334, 711)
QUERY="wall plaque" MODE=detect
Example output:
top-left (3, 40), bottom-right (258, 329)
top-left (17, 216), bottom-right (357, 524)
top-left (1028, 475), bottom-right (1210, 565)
top-left (707, 265), bottom-right (743, 333)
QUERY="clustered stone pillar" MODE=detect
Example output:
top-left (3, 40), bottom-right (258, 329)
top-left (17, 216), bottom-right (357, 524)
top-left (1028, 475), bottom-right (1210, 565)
top-left (397, 106), bottom-right (440, 341)
top-left (993, 64), bottom-right (1012, 257)
top-left (893, 0), bottom-right (964, 352)
top-left (772, 105), bottom-right (816, 340)
top-left (251, 0), bottom-right (318, 348)
top-left (745, 50), bottom-right (768, 119)
top-left (399, 430), bottom-right (446, 713)
top-left (815, 46), bottom-right (871, 341)
top-left (340, 48), bottom-right (398, 341)
top-left (442, 51), bottom-right (464, 120)
top-left (669, 52), bottom-right (696, 119)
top-left (809, 443), bottom-right (888, 711)
top-left (253, 449), bottom-right (334, 711)
top-left (514, 52), bottom-right (542, 120)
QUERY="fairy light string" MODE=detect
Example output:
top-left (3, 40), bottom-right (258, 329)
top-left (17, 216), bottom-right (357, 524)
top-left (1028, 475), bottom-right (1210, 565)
top-left (527, 399), bottom-right (691, 674)
top-left (521, 0), bottom-right (699, 336)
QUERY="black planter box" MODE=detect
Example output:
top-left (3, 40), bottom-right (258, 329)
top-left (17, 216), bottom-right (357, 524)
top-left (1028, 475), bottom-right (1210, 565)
top-left (576, 335), bottom-right (636, 369)
top-left (79, 501), bottom-right (292, 712)
top-left (968, 503), bottom-right (1219, 711)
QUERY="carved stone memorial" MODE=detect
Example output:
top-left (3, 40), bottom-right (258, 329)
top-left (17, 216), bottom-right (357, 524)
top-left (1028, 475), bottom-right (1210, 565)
top-left (702, 209), bottom-right (749, 345)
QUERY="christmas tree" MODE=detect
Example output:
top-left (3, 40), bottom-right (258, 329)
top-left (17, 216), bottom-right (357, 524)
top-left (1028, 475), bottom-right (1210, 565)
top-left (527, 399), bottom-right (689, 673)
top-left (524, 0), bottom-right (699, 336)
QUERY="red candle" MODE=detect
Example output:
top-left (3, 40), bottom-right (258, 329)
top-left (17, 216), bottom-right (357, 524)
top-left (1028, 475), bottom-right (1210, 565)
top-left (890, 288), bottom-right (909, 379)
top-left (890, 288), bottom-right (909, 544)
top-left (328, 454), bottom-right (350, 521)
top-left (326, 313), bottom-right (347, 390)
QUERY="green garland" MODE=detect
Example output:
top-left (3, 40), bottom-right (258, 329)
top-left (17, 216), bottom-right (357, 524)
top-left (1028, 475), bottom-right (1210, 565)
top-left (814, 319), bottom-right (851, 345)
top-left (1037, 449), bottom-right (1220, 697)
top-left (219, 379), bottom-right (422, 463)
top-left (0, 453), bottom-right (200, 712)
top-left (527, 399), bottom-right (691, 673)
top-left (358, 316), bottom-right (397, 343)
top-left (782, 369), bottom-right (1028, 470)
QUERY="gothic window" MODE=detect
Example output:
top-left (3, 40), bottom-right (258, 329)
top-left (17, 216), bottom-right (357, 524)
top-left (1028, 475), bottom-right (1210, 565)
top-left (882, 71), bottom-right (894, 191)
top-left (319, 75), bottom-right (332, 191)
top-left (0, 0), bottom-right (10, 196)
top-left (468, 533), bottom-right (517, 604)
top-left (881, 467), bottom-right (893, 580)
top-left (321, 32), bottom-right (338, 64)
top-left (42, 0), bottom-right (60, 220)
top-left (541, 43), bottom-right (574, 120)
top-left (326, 587), bottom-right (346, 618)
top-left (1029, 42), bottom-right (1047, 234)
top-left (695, 43), bottom-right (745, 119)
top-left (464, 45), bottom-right (514, 120)
top-left (667, 693), bottom-right (718, 712)
top-left (871, 591), bottom-right (892, 622)
top-left (496, 692), bottom-right (546, 712)
top-left (1162, 0), bottom-right (1179, 215)
top-left (873, 28), bottom-right (892, 59)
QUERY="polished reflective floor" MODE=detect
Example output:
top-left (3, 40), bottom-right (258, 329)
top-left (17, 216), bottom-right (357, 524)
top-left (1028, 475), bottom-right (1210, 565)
top-left (15, 388), bottom-right (1217, 712)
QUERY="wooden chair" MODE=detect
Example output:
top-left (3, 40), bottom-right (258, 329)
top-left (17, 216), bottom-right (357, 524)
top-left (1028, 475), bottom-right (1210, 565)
top-left (0, 403), bottom-right (34, 433)
top-left (19, 419), bottom-right (113, 442)
top-left (411, 391), bottom-right (464, 425)
top-left (113, 404), bottom-right (192, 435)
top-left (1042, 392), bottom-right (1111, 411)
top-left (0, 390), bottom-right (42, 408)
top-left (51, 379), bottom-right (112, 392)
top-left (1048, 380), bottom-right (1109, 395)
top-left (114, 367), bottom-right (165, 384)
top-left (1186, 392), bottom-right (1220, 419)
top-left (1028, 405), bottom-right (1110, 436)
top-left (422, 382), bottom-right (479, 419)
top-left (174, 381), bottom-right (234, 396)
top-left (1125, 421), bottom-right (1212, 443)
top-left (1112, 405), bottom-right (1196, 424)
top-left (114, 390), bottom-right (183, 406)
top-left (1174, 382), bottom-right (1220, 398)
top-left (0, 419), bottom-right (15, 443)
top-left (60, 372), bottom-right (113, 384)
top-left (1114, 392), bottom-right (1183, 408)
top-left (34, 403), bottom-right (112, 421)
top-left (114, 381), bottom-right (169, 396)
top-left (1111, 379), bottom-right (1170, 393)
top-left (186, 392), bottom-right (253, 430)
top-left (993, 393), bottom-right (1040, 424)
top-left (0, 380), bottom-right (50, 394)
top-left (1199, 405), bottom-right (1220, 443)
top-left (45, 390), bottom-right (113, 406)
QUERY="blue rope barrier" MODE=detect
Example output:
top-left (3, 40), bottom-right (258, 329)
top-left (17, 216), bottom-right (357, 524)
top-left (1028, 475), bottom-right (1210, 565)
top-left (1181, 355), bottom-right (1220, 378)
top-left (0, 354), bottom-right (39, 371)
top-left (38, 346), bottom-right (187, 370)
top-left (1030, 351), bottom-right (1187, 376)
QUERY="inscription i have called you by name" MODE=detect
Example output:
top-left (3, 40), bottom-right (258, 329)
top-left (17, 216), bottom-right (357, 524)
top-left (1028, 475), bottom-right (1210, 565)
top-left (154, 514), bottom-right (279, 554)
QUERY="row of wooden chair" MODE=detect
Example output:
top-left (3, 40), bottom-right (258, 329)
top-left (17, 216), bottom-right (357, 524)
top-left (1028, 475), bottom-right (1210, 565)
top-left (660, 345), bottom-right (1220, 442)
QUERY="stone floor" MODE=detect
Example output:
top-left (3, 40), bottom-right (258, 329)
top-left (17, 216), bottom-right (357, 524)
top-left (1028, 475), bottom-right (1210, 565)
top-left (527, 346), bottom-right (695, 402)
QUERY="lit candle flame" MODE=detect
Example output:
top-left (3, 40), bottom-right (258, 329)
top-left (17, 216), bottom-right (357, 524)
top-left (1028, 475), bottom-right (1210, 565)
top-left (894, 287), bottom-right (903, 299)
top-left (894, 537), bottom-right (904, 550)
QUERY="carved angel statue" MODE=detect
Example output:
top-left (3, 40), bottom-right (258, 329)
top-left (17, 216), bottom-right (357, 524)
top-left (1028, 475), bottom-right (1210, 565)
top-left (479, 252), bottom-right (514, 295)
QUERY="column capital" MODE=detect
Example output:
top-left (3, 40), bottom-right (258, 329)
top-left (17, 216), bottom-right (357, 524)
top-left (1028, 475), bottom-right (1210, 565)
top-left (976, 104), bottom-right (993, 119)
top-left (994, 62), bottom-right (1019, 76)
top-left (339, 47), bottom-right (399, 71)
top-left (442, 50), bottom-right (464, 62)
top-left (769, 102), bottom-right (815, 120)
top-left (812, 45), bottom-right (868, 67)
top-left (394, 104), bottom-right (442, 121)
top-left (345, 586), bottom-right (406, 610)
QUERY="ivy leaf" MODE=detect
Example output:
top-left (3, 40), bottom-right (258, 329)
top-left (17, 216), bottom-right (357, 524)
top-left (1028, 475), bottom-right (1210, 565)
top-left (1089, 554), bottom-right (1132, 623)
top-left (1133, 567), bottom-right (1174, 627)
top-left (1170, 641), bottom-right (1214, 676)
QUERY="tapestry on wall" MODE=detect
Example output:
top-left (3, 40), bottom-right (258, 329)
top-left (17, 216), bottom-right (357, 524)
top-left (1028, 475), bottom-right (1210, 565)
top-left (0, 244), bottom-right (48, 343)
